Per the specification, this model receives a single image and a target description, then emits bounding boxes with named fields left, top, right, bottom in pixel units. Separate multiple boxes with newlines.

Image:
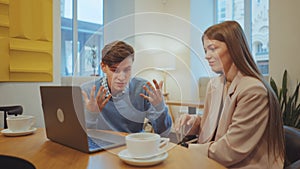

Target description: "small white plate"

left=118, top=149, right=167, bottom=159
left=118, top=149, right=168, bottom=167
left=1, top=128, right=37, bottom=137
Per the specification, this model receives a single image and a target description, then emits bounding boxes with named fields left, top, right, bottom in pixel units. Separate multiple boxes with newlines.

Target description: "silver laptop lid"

left=40, top=86, right=125, bottom=153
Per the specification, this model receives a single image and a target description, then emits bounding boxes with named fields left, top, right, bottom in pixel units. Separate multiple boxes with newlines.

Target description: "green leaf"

left=270, top=77, right=278, bottom=97
left=282, top=70, right=288, bottom=105
left=270, top=70, right=300, bottom=129
left=294, top=82, right=300, bottom=103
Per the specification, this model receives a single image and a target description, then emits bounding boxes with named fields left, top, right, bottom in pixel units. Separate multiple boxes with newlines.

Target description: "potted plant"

left=89, top=45, right=98, bottom=76
left=270, top=70, right=300, bottom=129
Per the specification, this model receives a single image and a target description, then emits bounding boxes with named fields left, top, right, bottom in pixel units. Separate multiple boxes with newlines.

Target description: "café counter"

left=0, top=128, right=227, bottom=169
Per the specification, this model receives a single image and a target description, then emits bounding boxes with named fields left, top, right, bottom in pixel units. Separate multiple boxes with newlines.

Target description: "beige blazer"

left=189, top=72, right=283, bottom=169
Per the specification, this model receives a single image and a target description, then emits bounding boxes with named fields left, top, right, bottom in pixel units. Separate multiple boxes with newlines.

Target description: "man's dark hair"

left=101, top=41, right=134, bottom=67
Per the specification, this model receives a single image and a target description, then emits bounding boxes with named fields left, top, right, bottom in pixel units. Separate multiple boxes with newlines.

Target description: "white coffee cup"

left=125, top=132, right=169, bottom=158
left=6, top=115, right=35, bottom=132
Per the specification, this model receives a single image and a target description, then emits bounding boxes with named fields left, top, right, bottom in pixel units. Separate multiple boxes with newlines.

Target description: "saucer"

left=118, top=149, right=167, bottom=159
left=1, top=128, right=37, bottom=137
left=118, top=149, right=168, bottom=167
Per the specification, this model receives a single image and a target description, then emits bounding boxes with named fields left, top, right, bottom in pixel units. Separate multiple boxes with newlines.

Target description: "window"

left=216, top=0, right=269, bottom=75
left=61, top=0, right=104, bottom=77
left=257, top=60, right=269, bottom=75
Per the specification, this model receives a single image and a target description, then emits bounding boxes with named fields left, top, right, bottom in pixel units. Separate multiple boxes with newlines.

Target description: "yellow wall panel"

left=10, top=38, right=52, bottom=54
left=0, top=27, right=8, bottom=37
left=0, top=0, right=9, bottom=81
left=0, top=15, right=9, bottom=27
left=0, top=3, right=8, bottom=15
left=32, top=0, right=52, bottom=41
left=0, top=0, right=9, bottom=5
left=9, top=0, right=53, bottom=41
left=0, top=37, right=9, bottom=80
left=9, top=0, right=31, bottom=39
left=0, top=2, right=9, bottom=27
left=9, top=50, right=52, bottom=73
left=0, top=0, right=53, bottom=82
left=9, top=73, right=52, bottom=82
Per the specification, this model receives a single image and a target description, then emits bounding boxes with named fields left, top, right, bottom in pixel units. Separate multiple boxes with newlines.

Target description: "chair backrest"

left=0, top=105, right=23, bottom=128
left=284, top=125, right=300, bottom=167
left=0, top=155, right=36, bottom=169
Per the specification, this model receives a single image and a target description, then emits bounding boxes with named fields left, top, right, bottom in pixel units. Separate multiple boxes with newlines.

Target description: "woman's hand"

left=82, top=85, right=112, bottom=113
left=140, top=79, right=164, bottom=106
left=175, top=114, right=198, bottom=132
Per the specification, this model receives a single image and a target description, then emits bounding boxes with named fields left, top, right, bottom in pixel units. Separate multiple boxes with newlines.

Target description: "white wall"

left=103, top=0, right=135, bottom=43
left=132, top=0, right=195, bottom=116
left=269, top=1, right=300, bottom=91
left=190, top=0, right=214, bottom=100
left=133, top=0, right=193, bottom=101
left=0, top=0, right=61, bottom=128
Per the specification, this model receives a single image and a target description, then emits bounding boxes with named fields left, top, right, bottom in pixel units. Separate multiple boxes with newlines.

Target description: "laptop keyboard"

left=88, top=137, right=114, bottom=149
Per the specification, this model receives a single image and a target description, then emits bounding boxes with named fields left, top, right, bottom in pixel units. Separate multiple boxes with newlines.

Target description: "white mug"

left=6, top=115, right=35, bottom=132
left=125, top=132, right=169, bottom=158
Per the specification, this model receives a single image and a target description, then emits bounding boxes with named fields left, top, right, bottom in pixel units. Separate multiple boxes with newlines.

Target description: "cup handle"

left=159, top=138, right=170, bottom=150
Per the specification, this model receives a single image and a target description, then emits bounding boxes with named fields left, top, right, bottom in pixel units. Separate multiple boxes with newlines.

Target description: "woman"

left=176, top=21, right=284, bottom=168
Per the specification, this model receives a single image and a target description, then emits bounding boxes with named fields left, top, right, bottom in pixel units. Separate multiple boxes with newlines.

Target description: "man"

left=81, top=41, right=172, bottom=136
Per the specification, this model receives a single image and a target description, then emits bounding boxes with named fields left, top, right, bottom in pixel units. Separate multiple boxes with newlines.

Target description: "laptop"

left=40, top=86, right=125, bottom=153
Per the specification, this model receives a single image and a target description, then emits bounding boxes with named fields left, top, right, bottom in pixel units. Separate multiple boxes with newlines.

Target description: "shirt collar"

left=101, top=77, right=111, bottom=98
left=102, top=77, right=129, bottom=98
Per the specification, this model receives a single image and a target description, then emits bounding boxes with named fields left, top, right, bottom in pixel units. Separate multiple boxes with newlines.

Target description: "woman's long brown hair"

left=202, top=21, right=285, bottom=161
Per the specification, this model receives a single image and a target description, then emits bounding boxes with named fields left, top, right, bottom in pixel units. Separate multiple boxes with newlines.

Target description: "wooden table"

left=166, top=100, right=204, bottom=114
left=0, top=128, right=226, bottom=169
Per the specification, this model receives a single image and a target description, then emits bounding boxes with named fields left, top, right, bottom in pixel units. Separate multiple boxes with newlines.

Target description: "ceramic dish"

left=1, top=128, right=37, bottom=137
left=118, top=149, right=168, bottom=167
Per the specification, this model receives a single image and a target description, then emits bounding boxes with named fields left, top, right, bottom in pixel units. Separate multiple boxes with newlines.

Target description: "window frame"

left=60, top=0, right=104, bottom=77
